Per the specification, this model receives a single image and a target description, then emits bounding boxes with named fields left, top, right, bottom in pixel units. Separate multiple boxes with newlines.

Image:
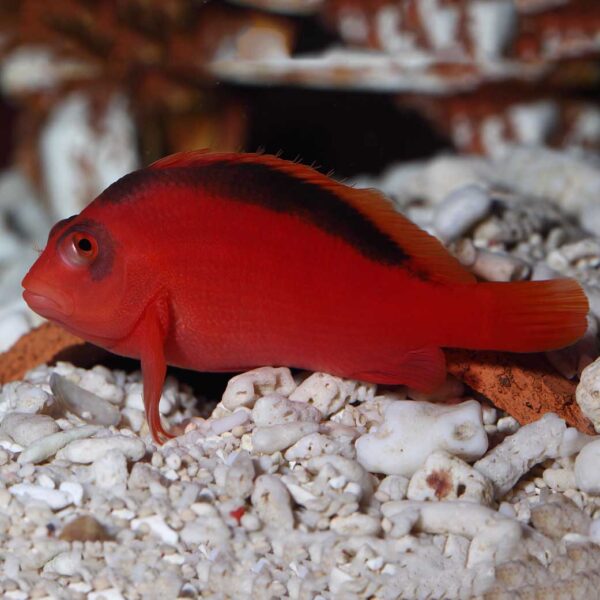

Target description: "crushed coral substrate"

left=1, top=361, right=600, bottom=599
left=3, top=146, right=600, bottom=598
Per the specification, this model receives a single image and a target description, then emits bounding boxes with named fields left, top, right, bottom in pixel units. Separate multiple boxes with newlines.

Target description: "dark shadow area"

left=53, top=342, right=246, bottom=404
left=233, top=85, right=453, bottom=178
left=0, top=93, right=17, bottom=170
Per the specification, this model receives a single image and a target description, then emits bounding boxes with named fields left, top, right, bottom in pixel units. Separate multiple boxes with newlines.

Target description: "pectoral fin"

left=349, top=346, right=446, bottom=392
left=139, top=295, right=173, bottom=444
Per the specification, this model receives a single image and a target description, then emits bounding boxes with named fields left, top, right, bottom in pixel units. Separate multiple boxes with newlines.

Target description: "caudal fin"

left=464, top=278, right=588, bottom=352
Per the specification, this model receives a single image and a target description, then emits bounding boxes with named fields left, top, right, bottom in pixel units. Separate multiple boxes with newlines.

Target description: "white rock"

left=131, top=514, right=178, bottom=546
left=18, top=425, right=101, bottom=464
left=0, top=382, right=52, bottom=415
left=329, top=567, right=355, bottom=596
left=471, top=249, right=530, bottom=282
left=0, top=412, right=59, bottom=446
left=576, top=358, right=600, bottom=432
left=251, top=474, right=294, bottom=530
left=289, top=372, right=376, bottom=416
left=575, top=439, right=600, bottom=495
left=252, top=422, right=319, bottom=454
left=306, top=454, right=373, bottom=501
left=474, top=413, right=566, bottom=497
left=43, top=551, right=82, bottom=576
left=50, top=373, right=121, bottom=426
left=384, top=507, right=420, bottom=538
left=558, top=427, right=596, bottom=458
left=222, top=367, right=296, bottom=410
left=252, top=393, right=322, bottom=426
left=181, top=514, right=231, bottom=547
left=208, top=409, right=250, bottom=435
left=225, top=451, right=255, bottom=499
left=284, top=432, right=348, bottom=461
left=9, top=483, right=73, bottom=510
left=330, top=513, right=381, bottom=536
left=93, top=449, right=128, bottom=489
left=88, top=590, right=125, bottom=600
left=407, top=450, right=493, bottom=505
left=375, top=475, right=409, bottom=502
left=59, top=481, right=83, bottom=506
left=433, top=184, right=492, bottom=242
left=589, top=518, right=600, bottom=543
left=356, top=400, right=487, bottom=477
left=57, top=435, right=146, bottom=463
left=382, top=500, right=522, bottom=567
left=543, top=467, right=576, bottom=492
left=121, top=407, right=145, bottom=432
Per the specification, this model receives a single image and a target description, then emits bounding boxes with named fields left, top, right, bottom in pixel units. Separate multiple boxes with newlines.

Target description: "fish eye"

left=60, top=231, right=99, bottom=267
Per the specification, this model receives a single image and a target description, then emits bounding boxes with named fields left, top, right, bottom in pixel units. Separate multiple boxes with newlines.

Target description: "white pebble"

left=88, top=589, right=125, bottom=600
left=59, top=481, right=83, bottom=506
left=50, top=373, right=121, bottom=426
left=225, top=451, right=255, bottom=499
left=289, top=372, right=375, bottom=417
left=543, top=467, right=576, bottom=492
left=330, top=513, right=381, bottom=536
left=589, top=518, right=600, bottom=543
left=9, top=483, right=73, bottom=510
left=93, top=449, right=128, bottom=489
left=222, top=367, right=296, bottom=410
left=251, top=474, right=294, bottom=530
left=475, top=413, right=566, bottom=497
left=252, top=422, right=319, bottom=454
left=382, top=500, right=522, bottom=567
left=57, top=435, right=146, bottom=463
left=356, top=400, right=487, bottom=477
left=407, top=450, right=493, bottom=505
left=181, top=512, right=231, bottom=547
left=471, top=249, right=530, bottom=282
left=575, top=438, right=600, bottom=494
left=43, top=550, right=82, bottom=576
left=11, top=383, right=51, bottom=414
left=375, top=475, right=409, bottom=502
left=307, top=454, right=373, bottom=500
left=284, top=432, right=347, bottom=461
left=576, top=358, right=600, bottom=431
left=252, top=393, right=322, bottom=426
left=131, top=514, right=178, bottom=546
left=0, top=412, right=58, bottom=446
left=208, top=409, right=250, bottom=435
left=18, top=425, right=102, bottom=464
left=433, top=184, right=492, bottom=242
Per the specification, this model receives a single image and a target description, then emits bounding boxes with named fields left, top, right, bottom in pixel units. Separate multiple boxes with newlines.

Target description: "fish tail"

left=456, top=278, right=589, bottom=352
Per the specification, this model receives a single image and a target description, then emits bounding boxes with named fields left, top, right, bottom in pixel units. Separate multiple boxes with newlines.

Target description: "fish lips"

left=22, top=278, right=75, bottom=320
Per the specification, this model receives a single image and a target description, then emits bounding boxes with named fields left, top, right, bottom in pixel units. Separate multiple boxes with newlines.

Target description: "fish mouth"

left=22, top=278, right=74, bottom=319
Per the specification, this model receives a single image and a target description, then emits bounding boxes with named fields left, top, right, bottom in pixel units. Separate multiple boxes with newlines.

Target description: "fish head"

left=22, top=209, right=149, bottom=349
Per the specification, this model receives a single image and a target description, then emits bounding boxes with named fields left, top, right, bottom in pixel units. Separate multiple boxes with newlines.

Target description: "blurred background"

left=0, top=0, right=599, bottom=351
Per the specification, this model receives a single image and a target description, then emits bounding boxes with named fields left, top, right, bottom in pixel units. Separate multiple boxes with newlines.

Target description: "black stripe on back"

left=97, top=161, right=411, bottom=267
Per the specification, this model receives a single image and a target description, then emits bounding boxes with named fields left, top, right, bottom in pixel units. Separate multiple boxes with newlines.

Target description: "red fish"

left=22, top=151, right=588, bottom=443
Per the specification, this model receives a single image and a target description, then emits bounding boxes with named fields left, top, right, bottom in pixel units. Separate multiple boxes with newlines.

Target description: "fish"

left=22, top=150, right=589, bottom=443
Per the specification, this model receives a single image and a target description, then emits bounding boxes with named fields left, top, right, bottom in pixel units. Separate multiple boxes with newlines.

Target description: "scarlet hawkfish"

left=22, top=151, right=589, bottom=443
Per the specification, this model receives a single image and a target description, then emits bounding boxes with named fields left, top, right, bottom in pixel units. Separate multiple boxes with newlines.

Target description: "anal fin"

left=349, top=346, right=446, bottom=393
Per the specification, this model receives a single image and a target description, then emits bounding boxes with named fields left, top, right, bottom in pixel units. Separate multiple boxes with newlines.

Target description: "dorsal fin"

left=149, top=150, right=476, bottom=285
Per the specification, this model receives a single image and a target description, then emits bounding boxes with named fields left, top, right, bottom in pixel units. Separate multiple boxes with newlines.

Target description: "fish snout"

left=22, top=275, right=74, bottom=318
